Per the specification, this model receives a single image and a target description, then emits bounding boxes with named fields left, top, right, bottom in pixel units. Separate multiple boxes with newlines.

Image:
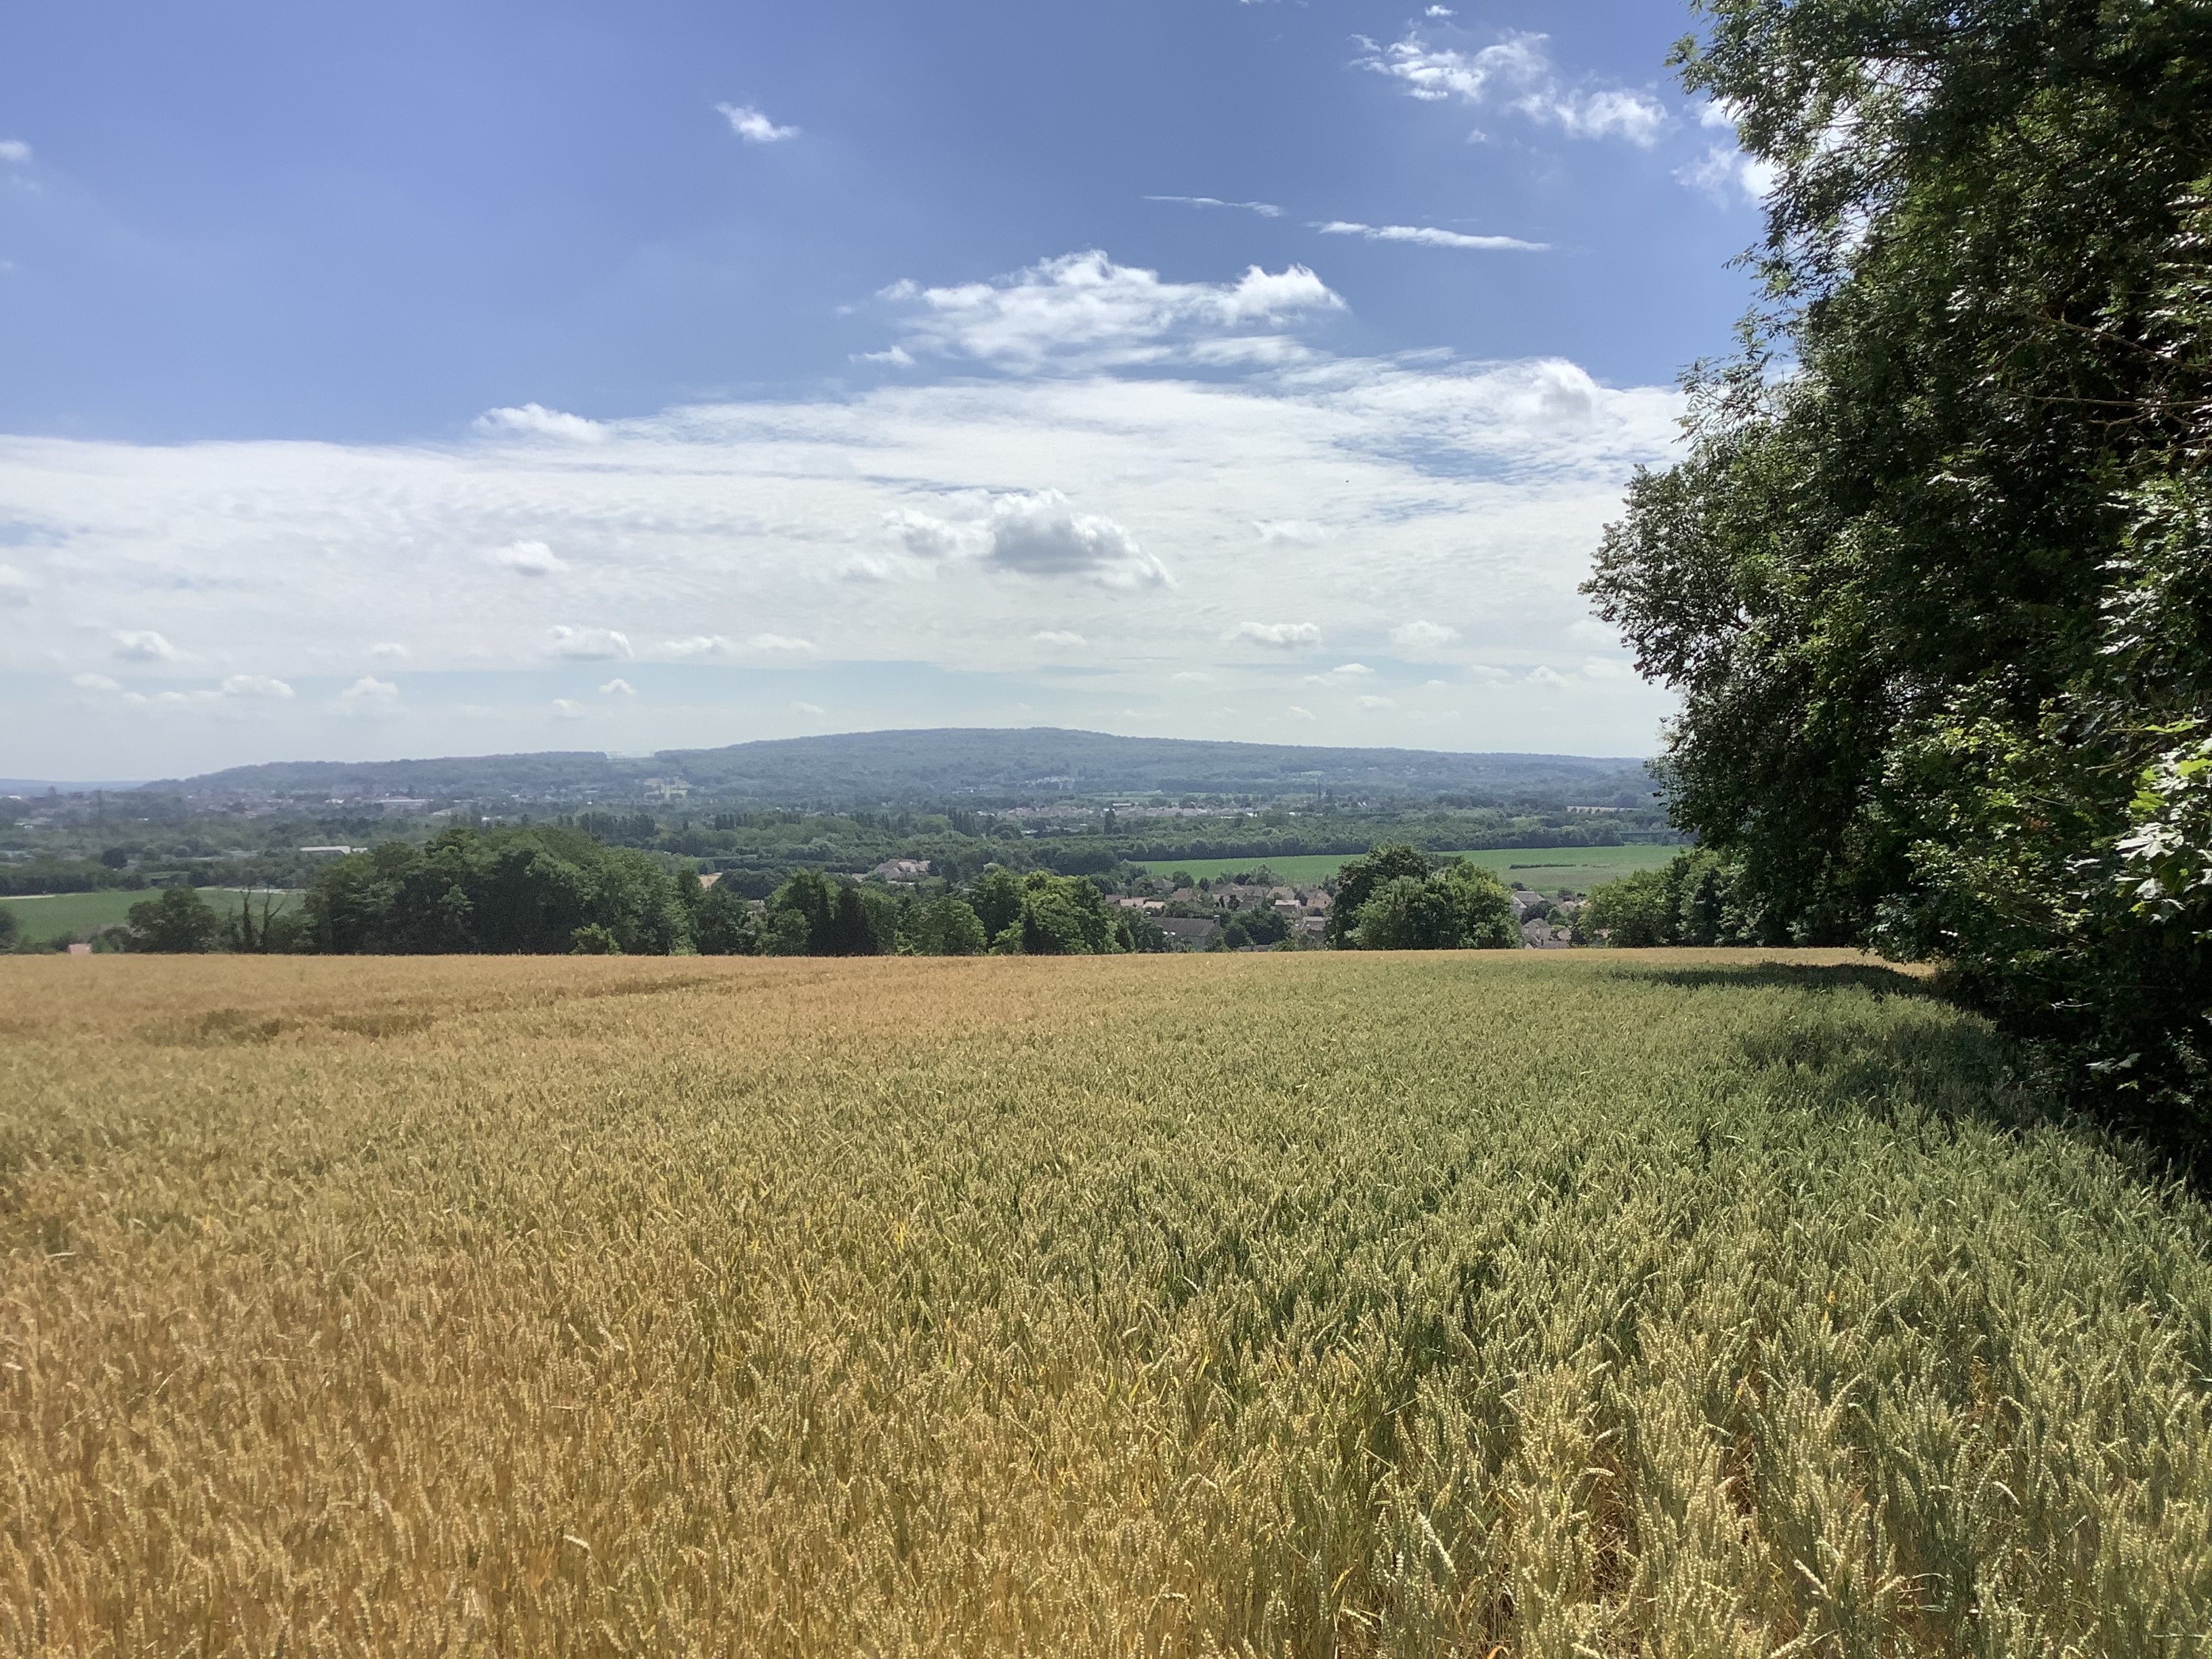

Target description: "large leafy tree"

left=1586, top=0, right=2212, bottom=1127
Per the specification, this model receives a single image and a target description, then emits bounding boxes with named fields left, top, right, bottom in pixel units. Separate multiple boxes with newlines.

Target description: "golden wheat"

left=3, top=951, right=2209, bottom=1656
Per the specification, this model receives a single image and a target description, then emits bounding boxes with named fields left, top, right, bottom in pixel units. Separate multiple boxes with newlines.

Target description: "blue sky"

left=0, top=0, right=1770, bottom=778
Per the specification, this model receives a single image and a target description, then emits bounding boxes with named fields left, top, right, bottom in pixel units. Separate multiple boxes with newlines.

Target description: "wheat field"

left=3, top=951, right=2210, bottom=1656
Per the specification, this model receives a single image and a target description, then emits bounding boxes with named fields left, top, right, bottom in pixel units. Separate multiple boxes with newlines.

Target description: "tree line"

left=94, top=830, right=1541, bottom=956
left=102, top=827, right=1171, bottom=958
left=1585, top=0, right=2212, bottom=1136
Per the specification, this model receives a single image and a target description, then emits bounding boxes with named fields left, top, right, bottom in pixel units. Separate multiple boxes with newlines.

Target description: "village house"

left=868, top=857, right=933, bottom=882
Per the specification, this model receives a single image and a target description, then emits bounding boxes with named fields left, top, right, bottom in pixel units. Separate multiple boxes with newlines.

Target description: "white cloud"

left=0, top=563, right=28, bottom=605
left=112, top=630, right=180, bottom=662
left=878, top=250, right=1343, bottom=374
left=1391, top=619, right=1461, bottom=654
left=1331, top=662, right=1374, bottom=676
left=1678, top=144, right=1779, bottom=205
left=370, top=641, right=412, bottom=662
left=337, top=676, right=401, bottom=717
left=1144, top=195, right=1283, bottom=218
left=545, top=625, right=631, bottom=660
left=0, top=140, right=28, bottom=165
left=746, top=633, right=818, bottom=653
left=71, top=672, right=120, bottom=693
left=1032, top=630, right=1086, bottom=647
left=1526, top=665, right=1569, bottom=687
left=661, top=634, right=735, bottom=658
left=1359, top=32, right=1669, bottom=146
left=1172, top=670, right=1212, bottom=683
left=983, top=491, right=1168, bottom=588
left=790, top=700, right=825, bottom=716
left=0, top=256, right=1685, bottom=769
left=1581, top=657, right=1631, bottom=680
left=598, top=676, right=636, bottom=695
left=1232, top=621, right=1323, bottom=649
left=220, top=674, right=294, bottom=699
left=1316, top=221, right=1546, bottom=253
left=473, top=403, right=608, bottom=443
left=1528, top=87, right=1671, bottom=146
left=552, top=697, right=586, bottom=719
left=1355, top=695, right=1396, bottom=710
left=716, top=102, right=798, bottom=144
left=1425, top=4, right=1455, bottom=14
left=1288, top=705, right=1315, bottom=719
left=855, top=346, right=915, bottom=367
left=491, top=539, right=565, bottom=577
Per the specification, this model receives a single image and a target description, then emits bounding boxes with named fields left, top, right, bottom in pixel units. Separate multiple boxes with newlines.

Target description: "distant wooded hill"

left=155, top=728, right=1653, bottom=806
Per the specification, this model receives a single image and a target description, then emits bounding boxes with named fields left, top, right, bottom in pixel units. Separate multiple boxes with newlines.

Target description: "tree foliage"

left=1352, top=864, right=1519, bottom=951
left=1585, top=0, right=2212, bottom=1127
left=303, top=827, right=690, bottom=955
left=125, top=886, right=222, bottom=954
left=1582, top=850, right=1783, bottom=947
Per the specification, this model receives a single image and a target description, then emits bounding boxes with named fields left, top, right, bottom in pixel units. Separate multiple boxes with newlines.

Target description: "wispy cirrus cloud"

left=1315, top=220, right=1546, bottom=252
left=1144, top=194, right=1283, bottom=218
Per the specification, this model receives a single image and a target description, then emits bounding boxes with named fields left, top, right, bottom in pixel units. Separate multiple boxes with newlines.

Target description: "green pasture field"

left=0, top=886, right=303, bottom=943
left=1134, top=841, right=1682, bottom=890
left=5, top=948, right=2208, bottom=1653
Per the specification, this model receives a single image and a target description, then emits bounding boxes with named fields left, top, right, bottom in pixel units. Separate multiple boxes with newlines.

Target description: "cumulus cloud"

left=473, top=403, right=609, bottom=442
left=716, top=102, right=798, bottom=143
left=1144, top=195, right=1283, bottom=218
left=1331, top=662, right=1374, bottom=676
left=1232, top=621, right=1324, bottom=649
left=490, top=539, right=565, bottom=577
left=0, top=140, right=28, bottom=165
left=1032, top=630, right=1086, bottom=647
left=545, top=625, right=631, bottom=660
left=877, top=250, right=1343, bottom=373
left=337, top=676, right=401, bottom=717
left=598, top=676, right=636, bottom=695
left=1254, top=520, right=1329, bottom=545
left=220, top=674, right=294, bottom=699
left=112, top=630, right=180, bottom=662
left=552, top=697, right=586, bottom=719
left=0, top=563, right=28, bottom=605
left=661, top=634, right=735, bottom=658
left=1358, top=32, right=1669, bottom=146
left=983, top=492, right=1168, bottom=587
left=790, top=700, right=825, bottom=716
left=1391, top=619, right=1461, bottom=654
left=1354, top=694, right=1396, bottom=710
left=885, top=491, right=1168, bottom=588
left=71, top=672, right=120, bottom=692
left=1315, top=221, right=1546, bottom=252
left=746, top=633, right=818, bottom=653
left=370, top=641, right=411, bottom=662
left=1288, top=705, right=1315, bottom=719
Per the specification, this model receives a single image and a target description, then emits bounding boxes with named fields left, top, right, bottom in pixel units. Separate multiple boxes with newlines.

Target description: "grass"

left=1134, top=844, right=1683, bottom=890
left=0, top=887, right=302, bottom=944
left=4, top=950, right=2211, bottom=1655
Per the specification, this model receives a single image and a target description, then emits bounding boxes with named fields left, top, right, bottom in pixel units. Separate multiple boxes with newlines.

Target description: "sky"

left=0, top=0, right=1773, bottom=781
